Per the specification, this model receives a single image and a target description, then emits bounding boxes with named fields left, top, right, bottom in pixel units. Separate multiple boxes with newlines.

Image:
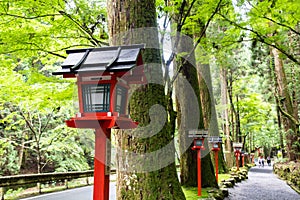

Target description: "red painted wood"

left=65, top=116, right=138, bottom=129
left=197, top=150, right=202, bottom=196
left=77, top=76, right=84, bottom=113
left=215, top=150, right=219, bottom=183
left=93, top=128, right=111, bottom=200
left=242, top=155, right=245, bottom=167
left=235, top=152, right=240, bottom=171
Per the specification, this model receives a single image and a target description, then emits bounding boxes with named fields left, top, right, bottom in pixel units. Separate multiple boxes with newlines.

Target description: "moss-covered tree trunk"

left=107, top=0, right=185, bottom=199
left=197, top=61, right=228, bottom=175
left=174, top=30, right=218, bottom=187
left=271, top=48, right=300, bottom=161
left=220, top=68, right=234, bottom=167
left=175, top=45, right=203, bottom=187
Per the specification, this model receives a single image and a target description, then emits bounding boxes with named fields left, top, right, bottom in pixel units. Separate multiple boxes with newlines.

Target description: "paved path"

left=20, top=182, right=116, bottom=200
left=224, top=164, right=300, bottom=200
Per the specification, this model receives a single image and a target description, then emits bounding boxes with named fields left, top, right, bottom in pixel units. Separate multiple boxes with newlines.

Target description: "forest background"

left=0, top=0, right=299, bottom=190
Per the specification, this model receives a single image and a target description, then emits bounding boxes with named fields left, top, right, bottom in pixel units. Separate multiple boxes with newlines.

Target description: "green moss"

left=218, top=174, right=231, bottom=184
left=182, top=186, right=210, bottom=199
left=273, top=161, right=300, bottom=193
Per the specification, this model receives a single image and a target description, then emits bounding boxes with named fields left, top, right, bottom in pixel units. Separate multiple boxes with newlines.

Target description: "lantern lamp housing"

left=233, top=142, right=243, bottom=153
left=188, top=130, right=208, bottom=150
left=52, top=44, right=146, bottom=129
left=195, top=139, right=203, bottom=147
left=208, top=136, right=222, bottom=151
left=192, top=138, right=205, bottom=150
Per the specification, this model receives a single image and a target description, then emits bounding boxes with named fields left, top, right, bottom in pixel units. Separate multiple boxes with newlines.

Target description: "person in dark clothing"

left=267, top=156, right=271, bottom=166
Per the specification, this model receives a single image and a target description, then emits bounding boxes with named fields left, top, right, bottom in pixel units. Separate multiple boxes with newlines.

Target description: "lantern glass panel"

left=115, top=86, right=127, bottom=114
left=82, top=84, right=110, bottom=112
left=195, top=139, right=203, bottom=147
left=213, top=143, right=219, bottom=148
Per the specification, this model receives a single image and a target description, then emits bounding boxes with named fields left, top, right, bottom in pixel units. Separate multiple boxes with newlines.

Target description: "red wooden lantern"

left=209, top=136, right=222, bottom=151
left=233, top=142, right=243, bottom=171
left=53, top=44, right=146, bottom=129
left=189, top=129, right=208, bottom=196
left=209, top=136, right=222, bottom=183
left=53, top=44, right=145, bottom=200
left=192, top=138, right=205, bottom=150
left=233, top=142, right=243, bottom=154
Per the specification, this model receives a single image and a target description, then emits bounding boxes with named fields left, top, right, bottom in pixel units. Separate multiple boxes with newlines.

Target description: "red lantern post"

left=209, top=136, right=222, bottom=183
left=189, top=130, right=208, bottom=196
left=233, top=143, right=243, bottom=171
left=53, top=44, right=146, bottom=200
left=241, top=152, right=245, bottom=167
left=250, top=153, right=255, bottom=164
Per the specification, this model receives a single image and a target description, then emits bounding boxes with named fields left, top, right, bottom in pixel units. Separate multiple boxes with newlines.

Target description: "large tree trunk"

left=197, top=61, right=227, bottom=178
left=271, top=48, right=299, bottom=161
left=107, top=0, right=185, bottom=199
left=220, top=68, right=234, bottom=167
left=174, top=38, right=204, bottom=187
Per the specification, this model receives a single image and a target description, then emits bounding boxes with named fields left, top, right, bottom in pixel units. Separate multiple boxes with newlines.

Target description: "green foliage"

left=0, top=0, right=107, bottom=174
left=44, top=127, right=91, bottom=172
left=0, top=0, right=107, bottom=58
left=4, top=187, right=24, bottom=199
left=0, top=0, right=298, bottom=181
left=0, top=138, right=19, bottom=175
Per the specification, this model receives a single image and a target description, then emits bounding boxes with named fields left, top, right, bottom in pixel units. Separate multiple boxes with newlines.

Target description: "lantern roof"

left=208, top=136, right=222, bottom=143
left=53, top=44, right=145, bottom=76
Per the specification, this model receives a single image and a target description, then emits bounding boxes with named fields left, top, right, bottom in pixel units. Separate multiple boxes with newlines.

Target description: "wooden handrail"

left=0, top=170, right=94, bottom=187
left=0, top=169, right=117, bottom=187
left=0, top=169, right=118, bottom=199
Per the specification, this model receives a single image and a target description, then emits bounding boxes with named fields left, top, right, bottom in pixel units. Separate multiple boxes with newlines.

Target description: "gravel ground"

left=224, top=164, right=300, bottom=200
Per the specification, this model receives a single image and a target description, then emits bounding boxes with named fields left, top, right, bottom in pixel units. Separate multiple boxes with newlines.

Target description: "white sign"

left=209, top=136, right=222, bottom=143
left=233, top=142, right=243, bottom=148
left=188, top=129, right=208, bottom=138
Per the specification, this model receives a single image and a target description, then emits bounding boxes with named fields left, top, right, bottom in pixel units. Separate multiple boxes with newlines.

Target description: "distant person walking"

left=258, top=156, right=264, bottom=167
left=267, top=156, right=271, bottom=166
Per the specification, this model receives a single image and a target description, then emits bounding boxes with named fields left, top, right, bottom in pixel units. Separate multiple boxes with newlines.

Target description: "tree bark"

left=220, top=68, right=234, bottom=167
left=174, top=42, right=203, bottom=187
left=107, top=0, right=185, bottom=199
left=271, top=48, right=299, bottom=161
left=197, top=61, right=227, bottom=178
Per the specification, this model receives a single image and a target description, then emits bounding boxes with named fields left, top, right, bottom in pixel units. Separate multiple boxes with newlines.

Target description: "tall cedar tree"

left=107, top=0, right=186, bottom=199
left=197, top=59, right=228, bottom=176
left=175, top=32, right=219, bottom=187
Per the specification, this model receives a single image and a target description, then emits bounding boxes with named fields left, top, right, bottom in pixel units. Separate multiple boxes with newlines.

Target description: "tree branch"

left=165, top=0, right=197, bottom=68
left=0, top=13, right=61, bottom=19
left=44, top=50, right=66, bottom=58
left=218, top=12, right=300, bottom=66
left=19, top=111, right=37, bottom=136
left=276, top=96, right=300, bottom=126
left=59, top=10, right=101, bottom=46
left=262, top=16, right=300, bottom=36
left=178, top=0, right=197, bottom=33
left=40, top=112, right=54, bottom=134
left=1, top=137, right=38, bottom=152
left=169, top=0, right=223, bottom=88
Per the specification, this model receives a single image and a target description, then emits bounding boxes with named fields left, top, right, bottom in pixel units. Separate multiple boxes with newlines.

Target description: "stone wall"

left=273, top=161, right=300, bottom=194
